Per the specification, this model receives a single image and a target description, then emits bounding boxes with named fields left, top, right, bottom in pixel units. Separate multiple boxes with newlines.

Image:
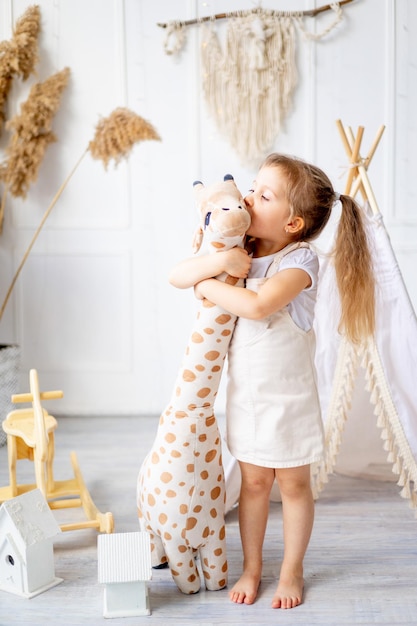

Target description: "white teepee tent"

left=312, top=121, right=417, bottom=509
left=225, top=121, right=417, bottom=514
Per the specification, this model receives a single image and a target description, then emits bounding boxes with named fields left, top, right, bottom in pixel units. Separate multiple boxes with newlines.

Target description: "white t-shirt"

left=248, top=247, right=319, bottom=331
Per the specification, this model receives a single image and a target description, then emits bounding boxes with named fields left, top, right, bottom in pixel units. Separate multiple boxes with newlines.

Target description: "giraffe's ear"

left=192, top=180, right=206, bottom=253
left=193, top=180, right=204, bottom=207
left=192, top=226, right=204, bottom=254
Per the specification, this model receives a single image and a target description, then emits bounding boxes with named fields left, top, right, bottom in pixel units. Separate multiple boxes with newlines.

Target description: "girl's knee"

left=239, top=463, right=275, bottom=495
left=242, top=479, right=271, bottom=498
left=275, top=466, right=312, bottom=498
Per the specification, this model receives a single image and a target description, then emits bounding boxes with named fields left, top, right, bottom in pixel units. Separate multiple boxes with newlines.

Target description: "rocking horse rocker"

left=137, top=175, right=250, bottom=594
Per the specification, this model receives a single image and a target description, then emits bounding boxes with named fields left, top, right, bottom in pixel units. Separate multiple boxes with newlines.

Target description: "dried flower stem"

left=0, top=147, right=88, bottom=321
left=0, top=107, right=161, bottom=320
left=0, top=185, right=8, bottom=234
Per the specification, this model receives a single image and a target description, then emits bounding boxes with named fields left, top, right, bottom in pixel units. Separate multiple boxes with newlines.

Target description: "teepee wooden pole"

left=349, top=125, right=385, bottom=199
left=336, top=119, right=362, bottom=197
left=355, top=160, right=380, bottom=215
left=365, top=124, right=385, bottom=165
left=345, top=126, right=364, bottom=195
left=337, top=119, right=381, bottom=216
left=345, top=126, right=381, bottom=215
left=346, top=126, right=368, bottom=202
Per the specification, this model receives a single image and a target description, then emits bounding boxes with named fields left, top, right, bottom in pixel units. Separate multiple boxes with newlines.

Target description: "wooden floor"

left=0, top=415, right=416, bottom=626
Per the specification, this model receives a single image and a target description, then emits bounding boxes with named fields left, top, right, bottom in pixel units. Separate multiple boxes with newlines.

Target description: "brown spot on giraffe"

left=205, top=350, right=220, bottom=361
left=183, top=370, right=196, bottom=382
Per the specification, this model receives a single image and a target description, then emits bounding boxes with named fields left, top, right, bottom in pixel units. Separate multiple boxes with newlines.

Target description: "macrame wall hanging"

left=158, top=1, right=354, bottom=166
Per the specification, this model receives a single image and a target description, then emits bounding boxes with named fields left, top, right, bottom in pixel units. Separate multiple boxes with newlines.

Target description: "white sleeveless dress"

left=225, top=243, right=324, bottom=468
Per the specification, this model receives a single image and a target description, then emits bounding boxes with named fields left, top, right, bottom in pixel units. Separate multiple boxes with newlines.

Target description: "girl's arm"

left=195, top=268, right=311, bottom=319
left=169, top=247, right=251, bottom=289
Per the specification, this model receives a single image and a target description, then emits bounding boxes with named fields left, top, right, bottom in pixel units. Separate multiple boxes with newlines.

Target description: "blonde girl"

left=169, top=153, right=375, bottom=610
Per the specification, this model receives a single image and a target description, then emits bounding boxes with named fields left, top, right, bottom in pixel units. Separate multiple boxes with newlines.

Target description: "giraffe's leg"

left=148, top=531, right=168, bottom=568
left=164, top=543, right=202, bottom=594
left=138, top=512, right=168, bottom=568
left=199, top=532, right=228, bottom=591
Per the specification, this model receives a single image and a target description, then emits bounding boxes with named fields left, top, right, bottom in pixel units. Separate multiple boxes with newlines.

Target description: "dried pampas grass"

left=0, top=4, right=40, bottom=134
left=89, top=107, right=161, bottom=168
left=14, top=4, right=41, bottom=80
left=0, top=7, right=161, bottom=321
left=3, top=67, right=70, bottom=198
left=0, top=107, right=161, bottom=320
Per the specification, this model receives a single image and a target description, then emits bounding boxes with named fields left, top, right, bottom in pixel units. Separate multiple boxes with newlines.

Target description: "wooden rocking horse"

left=0, top=369, right=114, bottom=533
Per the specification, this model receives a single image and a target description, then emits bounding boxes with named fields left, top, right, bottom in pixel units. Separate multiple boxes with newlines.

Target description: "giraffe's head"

left=192, top=175, right=251, bottom=254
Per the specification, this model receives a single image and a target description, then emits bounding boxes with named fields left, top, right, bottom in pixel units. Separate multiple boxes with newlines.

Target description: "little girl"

left=169, top=153, right=375, bottom=610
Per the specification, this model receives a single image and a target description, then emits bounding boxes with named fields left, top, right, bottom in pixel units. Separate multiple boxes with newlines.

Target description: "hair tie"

left=334, top=191, right=341, bottom=202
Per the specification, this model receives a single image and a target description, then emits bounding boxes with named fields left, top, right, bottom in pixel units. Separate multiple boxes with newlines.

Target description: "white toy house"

left=0, top=489, right=62, bottom=598
left=98, top=531, right=152, bottom=618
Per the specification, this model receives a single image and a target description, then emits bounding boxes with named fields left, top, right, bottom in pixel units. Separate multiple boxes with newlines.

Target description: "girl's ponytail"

left=334, top=195, right=375, bottom=343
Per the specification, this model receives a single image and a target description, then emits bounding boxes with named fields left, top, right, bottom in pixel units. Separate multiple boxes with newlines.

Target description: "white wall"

left=0, top=0, right=415, bottom=418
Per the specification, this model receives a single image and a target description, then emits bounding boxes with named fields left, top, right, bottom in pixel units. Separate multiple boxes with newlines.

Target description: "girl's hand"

left=224, top=247, right=251, bottom=278
left=169, top=247, right=251, bottom=290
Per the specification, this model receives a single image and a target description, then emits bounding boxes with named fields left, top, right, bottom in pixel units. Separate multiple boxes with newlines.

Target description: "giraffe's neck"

left=168, top=274, right=242, bottom=416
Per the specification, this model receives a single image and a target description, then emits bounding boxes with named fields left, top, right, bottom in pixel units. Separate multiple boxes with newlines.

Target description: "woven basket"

left=0, top=344, right=20, bottom=447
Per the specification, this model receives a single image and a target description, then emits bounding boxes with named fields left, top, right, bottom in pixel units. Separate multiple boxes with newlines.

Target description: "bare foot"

left=271, top=575, right=304, bottom=609
left=229, top=571, right=261, bottom=605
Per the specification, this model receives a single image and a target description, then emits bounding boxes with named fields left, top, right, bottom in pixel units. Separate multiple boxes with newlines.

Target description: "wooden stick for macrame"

left=157, top=0, right=354, bottom=28
left=0, top=147, right=89, bottom=321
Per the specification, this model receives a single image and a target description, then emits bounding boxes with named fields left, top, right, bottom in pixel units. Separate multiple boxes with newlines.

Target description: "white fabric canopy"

left=312, top=209, right=417, bottom=509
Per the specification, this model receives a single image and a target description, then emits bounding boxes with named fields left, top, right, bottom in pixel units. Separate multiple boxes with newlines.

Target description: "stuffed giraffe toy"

left=137, top=175, right=250, bottom=594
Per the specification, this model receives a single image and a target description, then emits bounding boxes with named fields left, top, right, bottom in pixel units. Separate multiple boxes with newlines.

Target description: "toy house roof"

left=98, top=531, right=152, bottom=584
left=0, top=489, right=61, bottom=546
